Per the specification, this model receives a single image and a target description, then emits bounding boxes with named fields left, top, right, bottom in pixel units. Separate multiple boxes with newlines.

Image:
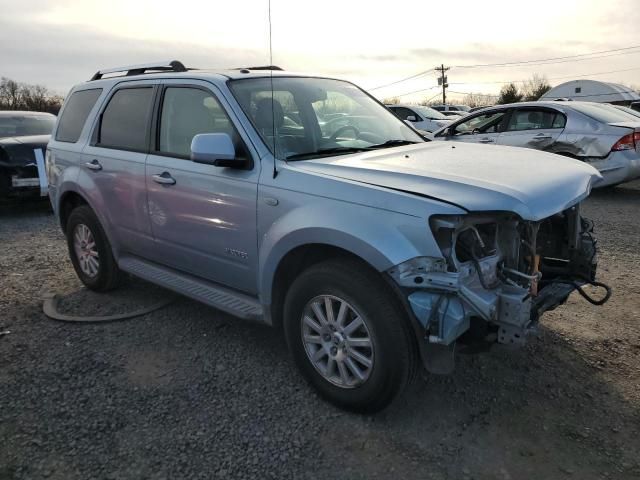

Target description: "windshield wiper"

left=366, top=139, right=419, bottom=149
left=286, top=146, right=370, bottom=161
left=285, top=140, right=420, bottom=161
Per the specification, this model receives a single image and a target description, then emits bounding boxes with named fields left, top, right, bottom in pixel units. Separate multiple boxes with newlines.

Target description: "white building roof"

left=539, top=79, right=640, bottom=103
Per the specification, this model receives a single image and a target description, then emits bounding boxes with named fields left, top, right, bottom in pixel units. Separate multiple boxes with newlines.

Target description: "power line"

left=448, top=66, right=640, bottom=86
left=389, top=85, right=439, bottom=98
left=368, top=69, right=434, bottom=91
left=367, top=45, right=640, bottom=93
left=452, top=45, right=640, bottom=68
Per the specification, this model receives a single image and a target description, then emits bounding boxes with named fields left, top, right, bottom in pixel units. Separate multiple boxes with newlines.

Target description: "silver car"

left=387, top=104, right=452, bottom=133
left=47, top=62, right=606, bottom=412
left=432, top=101, right=640, bottom=187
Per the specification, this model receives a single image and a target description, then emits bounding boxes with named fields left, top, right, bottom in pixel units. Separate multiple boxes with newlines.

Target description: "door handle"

left=85, top=159, right=102, bottom=171
left=532, top=134, right=553, bottom=140
left=478, top=138, right=494, bottom=144
left=152, top=172, right=176, bottom=185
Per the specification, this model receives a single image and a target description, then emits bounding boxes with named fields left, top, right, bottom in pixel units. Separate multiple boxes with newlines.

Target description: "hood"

left=291, top=142, right=601, bottom=221
left=0, top=134, right=50, bottom=146
left=0, top=134, right=50, bottom=168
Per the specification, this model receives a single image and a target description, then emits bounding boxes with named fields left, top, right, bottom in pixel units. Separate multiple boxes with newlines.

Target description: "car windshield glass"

left=414, top=106, right=448, bottom=120
left=571, top=103, right=640, bottom=123
left=229, top=77, right=423, bottom=160
left=0, top=114, right=55, bottom=138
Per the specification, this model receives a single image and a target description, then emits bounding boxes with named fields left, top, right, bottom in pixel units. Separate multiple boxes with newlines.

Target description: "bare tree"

left=382, top=96, right=400, bottom=105
left=0, top=77, right=22, bottom=110
left=460, top=92, right=496, bottom=108
left=21, top=84, right=50, bottom=111
left=0, top=77, right=63, bottom=113
left=521, top=74, right=552, bottom=101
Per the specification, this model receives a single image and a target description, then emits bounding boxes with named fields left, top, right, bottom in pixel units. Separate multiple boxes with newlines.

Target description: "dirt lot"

left=1, top=182, right=639, bottom=480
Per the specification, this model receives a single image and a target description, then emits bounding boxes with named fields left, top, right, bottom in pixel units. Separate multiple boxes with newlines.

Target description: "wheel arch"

left=58, top=190, right=89, bottom=232
left=268, top=243, right=387, bottom=328
left=56, top=185, right=117, bottom=255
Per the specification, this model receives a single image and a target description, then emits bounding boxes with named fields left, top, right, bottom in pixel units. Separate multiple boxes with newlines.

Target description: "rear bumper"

left=589, top=150, right=640, bottom=187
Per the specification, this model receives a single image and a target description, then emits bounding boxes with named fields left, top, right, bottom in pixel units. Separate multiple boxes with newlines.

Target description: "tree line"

left=0, top=77, right=64, bottom=114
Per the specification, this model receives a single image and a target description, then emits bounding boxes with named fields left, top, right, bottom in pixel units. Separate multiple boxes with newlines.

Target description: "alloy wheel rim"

left=73, top=224, right=100, bottom=278
left=301, top=295, right=374, bottom=388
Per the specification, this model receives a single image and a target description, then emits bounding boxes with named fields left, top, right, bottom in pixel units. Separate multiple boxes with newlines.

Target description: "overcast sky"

left=1, top=0, right=639, bottom=102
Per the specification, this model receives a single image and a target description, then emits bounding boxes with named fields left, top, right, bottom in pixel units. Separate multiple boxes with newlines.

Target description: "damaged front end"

left=388, top=204, right=610, bottom=373
left=0, top=136, right=49, bottom=199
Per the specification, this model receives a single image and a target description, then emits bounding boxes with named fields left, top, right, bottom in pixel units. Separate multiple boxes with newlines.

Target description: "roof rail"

left=90, top=60, right=188, bottom=81
left=236, top=65, right=283, bottom=72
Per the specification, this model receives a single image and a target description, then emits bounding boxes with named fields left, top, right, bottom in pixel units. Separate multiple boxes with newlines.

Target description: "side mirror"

left=191, top=133, right=241, bottom=167
left=441, top=127, right=451, bottom=137
left=406, top=115, right=417, bottom=122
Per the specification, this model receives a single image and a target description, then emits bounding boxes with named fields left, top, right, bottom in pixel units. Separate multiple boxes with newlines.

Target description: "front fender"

left=258, top=201, right=444, bottom=305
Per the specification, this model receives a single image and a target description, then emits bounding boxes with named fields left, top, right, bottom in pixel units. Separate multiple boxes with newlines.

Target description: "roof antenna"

left=268, top=0, right=278, bottom=178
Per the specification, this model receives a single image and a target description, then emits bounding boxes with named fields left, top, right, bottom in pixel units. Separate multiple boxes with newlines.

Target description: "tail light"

left=612, top=132, right=640, bottom=151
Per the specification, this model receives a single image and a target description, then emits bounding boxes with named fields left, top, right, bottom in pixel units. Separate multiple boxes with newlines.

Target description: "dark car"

left=0, top=111, right=55, bottom=199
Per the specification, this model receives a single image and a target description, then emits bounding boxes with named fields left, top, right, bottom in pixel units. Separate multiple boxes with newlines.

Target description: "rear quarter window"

left=570, top=103, right=640, bottom=124
left=55, top=89, right=103, bottom=143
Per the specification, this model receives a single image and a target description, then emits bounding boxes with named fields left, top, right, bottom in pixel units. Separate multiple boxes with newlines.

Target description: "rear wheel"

left=283, top=259, right=416, bottom=413
left=66, top=205, right=120, bottom=291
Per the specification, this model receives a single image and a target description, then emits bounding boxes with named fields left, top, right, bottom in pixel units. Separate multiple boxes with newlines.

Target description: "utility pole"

left=435, top=64, right=450, bottom=105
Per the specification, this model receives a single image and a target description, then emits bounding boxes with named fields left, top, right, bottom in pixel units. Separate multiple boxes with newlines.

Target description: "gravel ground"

left=1, top=182, right=639, bottom=480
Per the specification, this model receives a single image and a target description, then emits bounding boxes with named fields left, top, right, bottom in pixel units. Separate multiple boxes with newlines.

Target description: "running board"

left=118, top=256, right=264, bottom=322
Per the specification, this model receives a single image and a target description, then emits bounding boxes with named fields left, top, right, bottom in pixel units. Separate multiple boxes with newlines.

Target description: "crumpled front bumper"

left=0, top=148, right=48, bottom=198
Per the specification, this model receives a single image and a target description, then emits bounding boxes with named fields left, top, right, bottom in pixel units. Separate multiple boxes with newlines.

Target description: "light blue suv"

left=47, top=61, right=606, bottom=412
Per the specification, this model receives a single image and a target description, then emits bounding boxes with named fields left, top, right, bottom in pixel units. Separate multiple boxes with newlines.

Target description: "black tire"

left=283, top=259, right=417, bottom=413
left=66, top=205, right=120, bottom=292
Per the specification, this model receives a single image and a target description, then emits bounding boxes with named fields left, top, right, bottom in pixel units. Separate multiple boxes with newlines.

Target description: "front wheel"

left=283, top=259, right=416, bottom=413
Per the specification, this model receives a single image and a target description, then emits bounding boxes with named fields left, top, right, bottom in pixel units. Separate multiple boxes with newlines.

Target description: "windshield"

left=570, top=102, right=640, bottom=123
left=413, top=106, right=448, bottom=120
left=229, top=77, right=423, bottom=160
left=0, top=114, right=55, bottom=138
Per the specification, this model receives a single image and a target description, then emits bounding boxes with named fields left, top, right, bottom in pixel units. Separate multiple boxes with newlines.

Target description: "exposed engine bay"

left=389, top=203, right=611, bottom=372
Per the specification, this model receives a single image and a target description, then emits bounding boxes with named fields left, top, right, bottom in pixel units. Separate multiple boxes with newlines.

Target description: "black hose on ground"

left=42, top=292, right=175, bottom=323
left=547, top=276, right=612, bottom=306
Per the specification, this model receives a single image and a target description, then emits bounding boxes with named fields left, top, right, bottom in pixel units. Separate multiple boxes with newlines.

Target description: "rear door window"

left=55, top=89, right=102, bottom=143
left=506, top=109, right=565, bottom=131
left=97, top=87, right=154, bottom=151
